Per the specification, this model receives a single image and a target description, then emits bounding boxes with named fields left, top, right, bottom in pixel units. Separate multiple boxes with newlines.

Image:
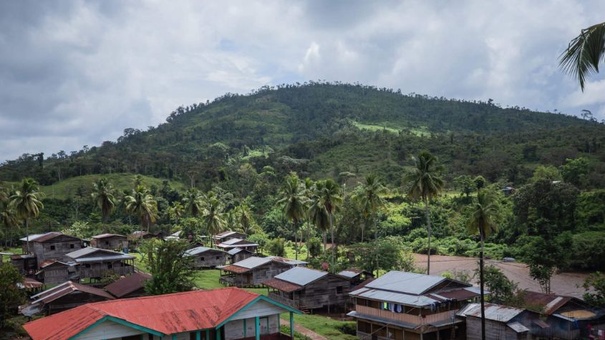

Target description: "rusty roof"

left=458, top=303, right=525, bottom=322
left=29, top=281, right=115, bottom=306
left=23, top=288, right=286, bottom=340
left=263, top=278, right=303, bottom=292
left=104, top=272, right=152, bottom=298
left=221, top=264, right=251, bottom=274
left=520, top=291, right=577, bottom=315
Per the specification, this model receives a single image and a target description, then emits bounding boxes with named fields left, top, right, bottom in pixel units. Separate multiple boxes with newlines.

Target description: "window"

left=201, top=257, right=205, bottom=261
left=107, top=263, right=113, bottom=269
left=50, top=245, right=56, bottom=250
left=216, top=256, right=220, bottom=260
left=336, top=286, right=344, bottom=294
left=70, top=244, right=75, bottom=248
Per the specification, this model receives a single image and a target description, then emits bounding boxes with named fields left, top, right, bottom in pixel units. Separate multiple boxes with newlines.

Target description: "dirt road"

left=413, top=254, right=588, bottom=298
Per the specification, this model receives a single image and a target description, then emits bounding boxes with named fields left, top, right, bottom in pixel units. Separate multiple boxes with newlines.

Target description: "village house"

left=518, top=290, right=605, bottom=339
left=35, top=260, right=78, bottom=285
left=337, top=269, right=374, bottom=287
left=228, top=247, right=254, bottom=263
left=90, top=233, right=129, bottom=251
left=21, top=232, right=84, bottom=262
left=185, top=246, right=229, bottom=269
left=20, top=280, right=115, bottom=316
left=217, top=238, right=259, bottom=253
left=215, top=231, right=248, bottom=244
left=347, top=271, right=481, bottom=340
left=24, top=287, right=301, bottom=340
left=104, top=272, right=152, bottom=299
left=457, top=303, right=539, bottom=340
left=64, top=247, right=135, bottom=280
left=264, top=266, right=354, bottom=313
left=220, top=256, right=307, bottom=288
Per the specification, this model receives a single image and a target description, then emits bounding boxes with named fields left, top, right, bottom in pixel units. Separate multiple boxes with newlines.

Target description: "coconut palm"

left=312, top=179, right=342, bottom=262
left=91, top=178, right=116, bottom=227
left=0, top=185, right=18, bottom=247
left=405, top=151, right=444, bottom=275
left=202, top=192, right=225, bottom=248
left=560, top=22, right=605, bottom=91
left=277, top=173, right=308, bottom=260
left=183, top=188, right=204, bottom=217
left=467, top=188, right=500, bottom=340
left=235, top=203, right=255, bottom=235
left=9, top=178, right=44, bottom=253
left=124, top=185, right=158, bottom=232
left=351, top=174, right=387, bottom=242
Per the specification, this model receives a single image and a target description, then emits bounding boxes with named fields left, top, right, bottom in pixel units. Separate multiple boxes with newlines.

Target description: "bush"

left=267, top=238, right=286, bottom=257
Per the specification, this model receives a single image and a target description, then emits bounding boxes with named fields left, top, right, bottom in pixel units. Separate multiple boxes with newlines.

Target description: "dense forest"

left=1, top=82, right=604, bottom=294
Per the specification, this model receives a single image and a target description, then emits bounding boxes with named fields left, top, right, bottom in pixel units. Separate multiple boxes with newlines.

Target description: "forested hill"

left=1, top=82, right=604, bottom=190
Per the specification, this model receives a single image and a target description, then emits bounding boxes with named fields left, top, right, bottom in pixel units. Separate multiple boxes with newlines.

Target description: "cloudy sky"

left=1, top=0, right=605, bottom=163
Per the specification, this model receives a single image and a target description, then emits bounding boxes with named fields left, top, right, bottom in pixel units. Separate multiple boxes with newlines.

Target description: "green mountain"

left=2, top=82, right=603, bottom=190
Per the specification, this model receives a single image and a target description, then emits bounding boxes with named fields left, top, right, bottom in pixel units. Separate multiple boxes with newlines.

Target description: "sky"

left=1, top=0, right=605, bottom=163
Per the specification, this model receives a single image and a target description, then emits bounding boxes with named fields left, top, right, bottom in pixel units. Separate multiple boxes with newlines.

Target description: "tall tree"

left=559, top=22, right=605, bottom=91
left=91, top=177, right=116, bottom=226
left=124, top=185, right=158, bottom=232
left=142, top=239, right=195, bottom=295
left=202, top=192, right=225, bottom=248
left=405, top=151, right=444, bottom=275
left=312, top=179, right=342, bottom=262
left=351, top=174, right=387, bottom=242
left=183, top=188, right=204, bottom=217
left=467, top=188, right=500, bottom=340
left=9, top=178, right=44, bottom=254
left=0, top=263, right=26, bottom=328
left=0, top=185, right=18, bottom=247
left=277, top=173, right=307, bottom=260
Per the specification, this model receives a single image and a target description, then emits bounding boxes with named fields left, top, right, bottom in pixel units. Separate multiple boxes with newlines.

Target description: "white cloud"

left=1, top=0, right=605, bottom=162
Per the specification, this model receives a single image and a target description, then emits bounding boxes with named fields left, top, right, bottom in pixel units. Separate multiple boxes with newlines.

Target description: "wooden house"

left=264, top=266, right=354, bottom=312
left=185, top=246, right=228, bottom=269
left=20, top=280, right=115, bottom=316
left=104, top=272, right=152, bottom=298
left=347, top=270, right=481, bottom=340
left=228, top=247, right=254, bottom=263
left=220, top=256, right=307, bottom=288
left=19, top=232, right=84, bottom=267
left=24, top=287, right=301, bottom=340
left=214, top=231, right=248, bottom=244
left=35, top=260, right=78, bottom=285
left=458, top=303, right=538, bottom=340
left=90, top=233, right=128, bottom=251
left=337, top=269, right=374, bottom=286
left=217, top=238, right=259, bottom=253
left=10, top=253, right=37, bottom=276
left=64, top=247, right=135, bottom=280
left=519, top=290, right=605, bottom=339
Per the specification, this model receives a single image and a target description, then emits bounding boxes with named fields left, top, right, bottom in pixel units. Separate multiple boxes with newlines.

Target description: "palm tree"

left=9, top=178, right=44, bottom=254
left=277, top=173, right=308, bottom=260
left=0, top=185, right=18, bottom=247
left=312, top=179, right=342, bottom=262
left=235, top=203, right=255, bottom=235
left=202, top=192, right=225, bottom=248
left=351, top=174, right=387, bottom=242
left=467, top=188, right=499, bottom=340
left=405, top=151, right=444, bottom=275
left=183, top=188, right=204, bottom=217
left=124, top=185, right=158, bottom=232
left=560, top=22, right=605, bottom=91
left=91, top=178, right=116, bottom=227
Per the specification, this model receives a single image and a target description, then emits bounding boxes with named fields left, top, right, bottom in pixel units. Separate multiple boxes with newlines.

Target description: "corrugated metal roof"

left=268, top=256, right=307, bottom=266
left=104, top=272, right=152, bottom=298
left=92, top=233, right=126, bottom=239
left=218, top=238, right=259, bottom=248
left=263, top=278, right=302, bottom=292
left=29, top=281, right=114, bottom=306
left=227, top=247, right=250, bottom=255
left=520, top=291, right=575, bottom=315
left=274, top=267, right=328, bottom=286
left=365, top=271, right=446, bottom=295
left=338, top=270, right=361, bottom=278
left=66, top=247, right=134, bottom=261
left=231, top=256, right=272, bottom=269
left=185, top=246, right=221, bottom=256
left=459, top=303, right=524, bottom=322
left=23, top=288, right=292, bottom=340
left=350, top=287, right=438, bottom=307
left=507, top=321, right=529, bottom=333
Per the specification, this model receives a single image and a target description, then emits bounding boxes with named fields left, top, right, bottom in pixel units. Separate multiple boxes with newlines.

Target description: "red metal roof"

left=24, top=287, right=259, bottom=340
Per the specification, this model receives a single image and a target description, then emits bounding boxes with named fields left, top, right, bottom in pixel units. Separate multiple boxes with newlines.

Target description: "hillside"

left=1, top=82, right=604, bottom=191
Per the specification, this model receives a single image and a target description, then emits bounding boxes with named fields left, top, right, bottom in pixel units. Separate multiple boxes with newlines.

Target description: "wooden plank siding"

left=356, top=305, right=457, bottom=327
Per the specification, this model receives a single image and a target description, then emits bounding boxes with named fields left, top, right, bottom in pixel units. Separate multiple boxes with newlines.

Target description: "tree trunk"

left=480, top=235, right=486, bottom=340
left=330, top=214, right=336, bottom=265
left=425, top=200, right=431, bottom=275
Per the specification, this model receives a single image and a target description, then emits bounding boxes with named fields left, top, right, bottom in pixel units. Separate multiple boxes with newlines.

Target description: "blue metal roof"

left=365, top=271, right=445, bottom=295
